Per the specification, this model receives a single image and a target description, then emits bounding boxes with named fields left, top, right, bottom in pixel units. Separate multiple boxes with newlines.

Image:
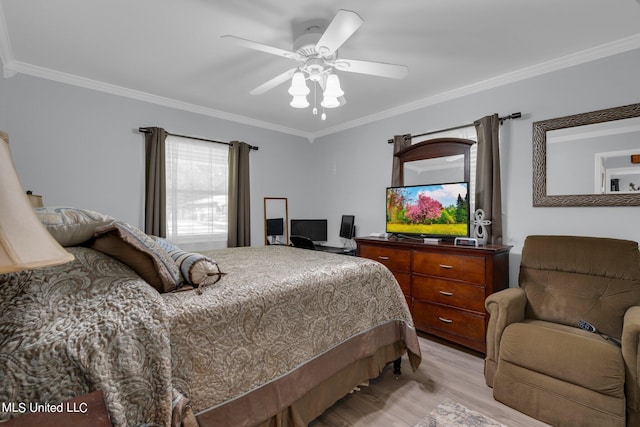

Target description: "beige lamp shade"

left=0, top=132, right=74, bottom=273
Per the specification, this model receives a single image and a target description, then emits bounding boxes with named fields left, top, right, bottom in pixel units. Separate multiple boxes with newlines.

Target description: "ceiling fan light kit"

left=290, top=95, right=310, bottom=109
left=324, top=74, right=344, bottom=98
left=287, top=71, right=310, bottom=96
left=223, top=9, right=408, bottom=119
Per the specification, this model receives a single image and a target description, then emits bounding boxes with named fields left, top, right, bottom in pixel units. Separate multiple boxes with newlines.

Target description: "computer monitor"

left=266, top=218, right=284, bottom=236
left=339, top=215, right=355, bottom=239
left=290, top=219, right=327, bottom=243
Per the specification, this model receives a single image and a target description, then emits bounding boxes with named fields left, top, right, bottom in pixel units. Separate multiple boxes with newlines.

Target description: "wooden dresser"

left=356, top=236, right=511, bottom=353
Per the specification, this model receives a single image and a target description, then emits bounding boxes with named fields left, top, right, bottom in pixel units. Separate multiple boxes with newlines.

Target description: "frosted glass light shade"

left=0, top=133, right=74, bottom=273
left=290, top=95, right=309, bottom=108
left=321, top=96, right=340, bottom=109
left=323, top=74, right=344, bottom=98
left=288, top=71, right=310, bottom=96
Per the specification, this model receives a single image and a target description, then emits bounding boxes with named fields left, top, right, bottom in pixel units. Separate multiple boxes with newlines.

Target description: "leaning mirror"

left=533, top=103, right=640, bottom=206
left=264, top=197, right=288, bottom=245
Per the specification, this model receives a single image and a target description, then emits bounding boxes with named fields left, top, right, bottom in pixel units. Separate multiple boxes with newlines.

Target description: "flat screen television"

left=266, top=218, right=284, bottom=236
left=290, top=219, right=328, bottom=243
left=386, top=182, right=469, bottom=239
left=339, top=215, right=355, bottom=239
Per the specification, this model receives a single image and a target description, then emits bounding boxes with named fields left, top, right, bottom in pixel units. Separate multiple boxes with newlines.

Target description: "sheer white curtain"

left=165, top=135, right=229, bottom=251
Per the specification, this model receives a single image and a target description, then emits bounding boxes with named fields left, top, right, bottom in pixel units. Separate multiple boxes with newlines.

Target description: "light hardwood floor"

left=310, top=333, right=550, bottom=427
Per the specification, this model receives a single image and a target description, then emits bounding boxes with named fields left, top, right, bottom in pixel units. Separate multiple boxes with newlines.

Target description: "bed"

left=0, top=208, right=421, bottom=427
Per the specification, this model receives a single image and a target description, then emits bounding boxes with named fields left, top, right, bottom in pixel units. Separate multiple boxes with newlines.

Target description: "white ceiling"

left=1, top=0, right=640, bottom=140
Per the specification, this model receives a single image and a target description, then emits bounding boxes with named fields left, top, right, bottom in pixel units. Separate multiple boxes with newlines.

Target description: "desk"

left=314, top=245, right=356, bottom=255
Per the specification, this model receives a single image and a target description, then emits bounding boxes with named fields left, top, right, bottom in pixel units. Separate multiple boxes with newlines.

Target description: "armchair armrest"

left=623, top=306, right=640, bottom=414
left=484, top=287, right=526, bottom=386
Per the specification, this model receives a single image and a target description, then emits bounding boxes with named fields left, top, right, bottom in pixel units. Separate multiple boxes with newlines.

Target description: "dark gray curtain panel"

left=474, top=114, right=502, bottom=245
left=144, top=127, right=167, bottom=237
left=227, top=141, right=252, bottom=247
left=391, top=134, right=411, bottom=186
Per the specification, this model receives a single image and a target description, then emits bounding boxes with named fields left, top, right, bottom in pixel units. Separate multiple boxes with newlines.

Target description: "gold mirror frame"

left=532, top=102, right=640, bottom=207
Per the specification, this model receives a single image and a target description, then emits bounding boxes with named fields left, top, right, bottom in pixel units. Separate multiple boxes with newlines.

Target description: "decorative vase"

left=471, top=209, right=491, bottom=246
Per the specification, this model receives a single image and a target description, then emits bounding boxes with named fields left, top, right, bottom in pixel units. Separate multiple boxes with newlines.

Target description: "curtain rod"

left=386, top=112, right=522, bottom=144
left=138, top=127, right=259, bottom=151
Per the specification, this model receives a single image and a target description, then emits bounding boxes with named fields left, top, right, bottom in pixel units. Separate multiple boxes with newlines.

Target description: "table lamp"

left=0, top=131, right=74, bottom=273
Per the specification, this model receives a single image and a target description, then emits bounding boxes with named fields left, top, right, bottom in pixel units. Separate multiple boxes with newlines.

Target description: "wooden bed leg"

left=393, top=358, right=402, bottom=376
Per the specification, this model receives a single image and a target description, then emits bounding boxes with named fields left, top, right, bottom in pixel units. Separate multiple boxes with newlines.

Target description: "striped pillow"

left=154, top=238, right=224, bottom=288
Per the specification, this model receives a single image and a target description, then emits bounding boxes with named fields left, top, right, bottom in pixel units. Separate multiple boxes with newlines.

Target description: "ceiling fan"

left=222, top=9, right=408, bottom=113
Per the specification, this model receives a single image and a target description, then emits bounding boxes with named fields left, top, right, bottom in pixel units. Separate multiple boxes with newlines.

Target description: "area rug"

left=415, top=399, right=506, bottom=427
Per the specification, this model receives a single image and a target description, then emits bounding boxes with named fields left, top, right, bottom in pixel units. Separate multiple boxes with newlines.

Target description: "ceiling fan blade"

left=315, top=10, right=364, bottom=56
left=334, top=59, right=408, bottom=79
left=250, top=68, right=297, bottom=95
left=221, top=35, right=303, bottom=60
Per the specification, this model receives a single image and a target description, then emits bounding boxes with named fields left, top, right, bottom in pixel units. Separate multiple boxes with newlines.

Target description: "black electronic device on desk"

left=339, top=215, right=356, bottom=239
left=290, top=217, right=355, bottom=255
left=266, top=217, right=285, bottom=245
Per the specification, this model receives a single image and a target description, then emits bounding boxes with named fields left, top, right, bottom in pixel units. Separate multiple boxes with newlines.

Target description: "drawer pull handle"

left=438, top=317, right=453, bottom=323
left=439, top=264, right=453, bottom=269
left=439, top=291, right=453, bottom=296
left=378, top=256, right=390, bottom=260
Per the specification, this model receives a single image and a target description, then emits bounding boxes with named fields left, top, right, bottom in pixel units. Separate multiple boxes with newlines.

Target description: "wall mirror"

left=533, top=103, right=640, bottom=206
left=264, top=197, right=288, bottom=245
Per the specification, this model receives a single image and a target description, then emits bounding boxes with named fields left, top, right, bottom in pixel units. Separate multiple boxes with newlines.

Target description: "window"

left=165, top=135, right=228, bottom=251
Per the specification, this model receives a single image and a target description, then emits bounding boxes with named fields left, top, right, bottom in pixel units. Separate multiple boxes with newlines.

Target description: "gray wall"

left=2, top=48, right=640, bottom=284
left=0, top=69, right=314, bottom=246
left=314, top=49, right=640, bottom=282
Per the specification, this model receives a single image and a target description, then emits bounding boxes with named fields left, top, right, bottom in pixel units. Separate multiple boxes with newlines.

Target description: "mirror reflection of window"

left=403, top=126, right=477, bottom=212
left=546, top=116, right=640, bottom=196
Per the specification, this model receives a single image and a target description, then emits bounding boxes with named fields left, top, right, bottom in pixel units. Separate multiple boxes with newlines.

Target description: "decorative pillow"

left=154, top=237, right=224, bottom=288
left=91, top=221, right=183, bottom=293
left=35, top=207, right=114, bottom=247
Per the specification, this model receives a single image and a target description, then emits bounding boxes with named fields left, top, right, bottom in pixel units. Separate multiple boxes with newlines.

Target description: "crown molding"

left=3, top=60, right=314, bottom=140
left=2, top=18, right=639, bottom=141
left=313, top=33, right=640, bottom=139
left=0, top=3, right=16, bottom=78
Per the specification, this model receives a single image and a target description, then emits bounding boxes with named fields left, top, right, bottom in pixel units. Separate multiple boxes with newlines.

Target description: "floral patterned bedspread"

left=0, top=247, right=173, bottom=427
left=0, top=245, right=420, bottom=426
left=165, top=246, right=420, bottom=414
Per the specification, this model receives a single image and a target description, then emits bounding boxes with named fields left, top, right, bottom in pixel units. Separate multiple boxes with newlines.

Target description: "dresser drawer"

left=412, top=276, right=485, bottom=312
left=359, top=245, right=410, bottom=272
left=356, top=236, right=511, bottom=354
left=412, top=301, right=486, bottom=342
left=413, top=251, right=485, bottom=284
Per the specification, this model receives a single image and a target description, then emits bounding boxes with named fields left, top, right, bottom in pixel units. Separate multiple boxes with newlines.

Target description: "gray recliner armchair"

left=485, top=235, right=640, bottom=427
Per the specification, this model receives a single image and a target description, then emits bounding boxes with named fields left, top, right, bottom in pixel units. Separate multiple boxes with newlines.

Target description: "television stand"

left=355, top=236, right=511, bottom=353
